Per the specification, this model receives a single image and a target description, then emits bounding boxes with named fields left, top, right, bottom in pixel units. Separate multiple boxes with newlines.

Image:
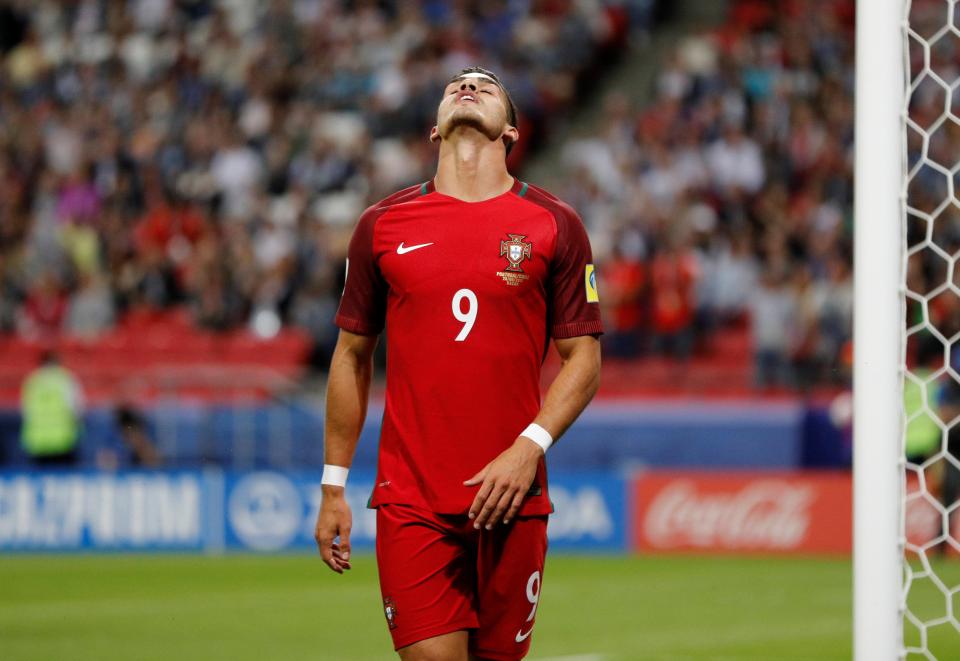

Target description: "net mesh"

left=903, top=1, right=960, bottom=657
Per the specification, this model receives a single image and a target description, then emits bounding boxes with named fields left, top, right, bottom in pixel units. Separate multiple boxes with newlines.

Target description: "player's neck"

left=434, top=133, right=513, bottom=203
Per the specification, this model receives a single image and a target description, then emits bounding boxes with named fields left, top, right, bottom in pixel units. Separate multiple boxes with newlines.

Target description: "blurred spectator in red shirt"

left=18, top=272, right=67, bottom=342
left=135, top=179, right=207, bottom=284
left=601, top=237, right=647, bottom=358
left=650, top=237, right=699, bottom=359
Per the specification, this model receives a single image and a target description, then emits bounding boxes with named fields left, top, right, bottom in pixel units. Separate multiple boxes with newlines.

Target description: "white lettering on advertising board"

left=547, top=486, right=614, bottom=541
left=643, top=480, right=814, bottom=549
left=0, top=474, right=201, bottom=548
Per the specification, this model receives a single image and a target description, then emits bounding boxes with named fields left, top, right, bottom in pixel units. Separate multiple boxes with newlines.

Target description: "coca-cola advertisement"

left=632, top=472, right=852, bottom=554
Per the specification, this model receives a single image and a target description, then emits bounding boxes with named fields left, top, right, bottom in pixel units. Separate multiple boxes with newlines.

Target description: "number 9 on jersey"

left=452, top=289, right=478, bottom=341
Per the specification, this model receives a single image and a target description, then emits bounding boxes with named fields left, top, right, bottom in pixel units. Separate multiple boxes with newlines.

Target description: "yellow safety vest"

left=904, top=368, right=941, bottom=460
left=20, top=366, right=79, bottom=456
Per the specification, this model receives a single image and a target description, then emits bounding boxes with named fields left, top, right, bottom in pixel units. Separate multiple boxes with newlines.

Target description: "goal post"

left=853, top=0, right=905, bottom=659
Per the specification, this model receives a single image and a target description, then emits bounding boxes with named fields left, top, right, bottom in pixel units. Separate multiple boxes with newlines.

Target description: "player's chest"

left=374, top=200, right=555, bottom=298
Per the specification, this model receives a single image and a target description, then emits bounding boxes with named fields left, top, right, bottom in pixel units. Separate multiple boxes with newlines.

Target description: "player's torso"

left=367, top=184, right=562, bottom=514
left=373, top=188, right=557, bottom=383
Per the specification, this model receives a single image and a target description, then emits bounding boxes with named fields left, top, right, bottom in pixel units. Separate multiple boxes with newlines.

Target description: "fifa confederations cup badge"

left=498, top=233, right=533, bottom=286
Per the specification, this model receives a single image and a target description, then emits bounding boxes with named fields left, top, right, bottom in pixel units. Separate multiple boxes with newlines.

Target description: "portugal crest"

left=383, top=597, right=398, bottom=630
left=498, top=234, right=533, bottom=286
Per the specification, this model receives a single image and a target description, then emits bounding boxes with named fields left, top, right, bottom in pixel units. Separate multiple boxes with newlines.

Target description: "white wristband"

left=520, top=423, right=553, bottom=454
left=321, top=464, right=349, bottom=487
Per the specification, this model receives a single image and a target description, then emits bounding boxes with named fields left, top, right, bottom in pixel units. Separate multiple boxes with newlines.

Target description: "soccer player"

left=314, top=66, right=603, bottom=661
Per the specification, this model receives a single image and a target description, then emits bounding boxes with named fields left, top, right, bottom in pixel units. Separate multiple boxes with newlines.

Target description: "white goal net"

left=903, top=0, right=960, bottom=657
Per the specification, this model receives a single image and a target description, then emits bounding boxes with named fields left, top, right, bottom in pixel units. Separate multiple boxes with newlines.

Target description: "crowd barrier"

left=0, top=400, right=829, bottom=470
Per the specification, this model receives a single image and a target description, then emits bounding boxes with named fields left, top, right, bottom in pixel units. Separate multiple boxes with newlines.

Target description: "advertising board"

left=0, top=471, right=209, bottom=551
left=632, top=471, right=852, bottom=553
left=0, top=470, right=627, bottom=552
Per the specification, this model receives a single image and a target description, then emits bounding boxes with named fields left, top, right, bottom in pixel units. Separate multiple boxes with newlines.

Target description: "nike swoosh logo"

left=515, top=628, right=533, bottom=643
left=397, top=242, right=434, bottom=254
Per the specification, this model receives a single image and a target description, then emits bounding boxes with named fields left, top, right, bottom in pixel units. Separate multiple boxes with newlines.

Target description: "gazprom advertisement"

left=0, top=470, right=626, bottom=553
left=0, top=471, right=209, bottom=551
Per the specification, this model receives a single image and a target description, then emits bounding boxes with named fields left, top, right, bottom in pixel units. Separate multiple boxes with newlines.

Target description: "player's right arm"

left=314, top=329, right=378, bottom=574
left=315, top=201, right=390, bottom=573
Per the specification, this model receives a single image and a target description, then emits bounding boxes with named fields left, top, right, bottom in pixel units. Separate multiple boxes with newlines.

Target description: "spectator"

left=697, top=230, right=758, bottom=328
left=600, top=238, right=647, bottom=358
left=705, top=122, right=766, bottom=197
left=816, top=252, right=853, bottom=383
left=210, top=128, right=264, bottom=220
left=789, top=265, right=822, bottom=389
left=291, top=271, right=340, bottom=372
left=20, top=351, right=84, bottom=466
left=114, top=403, right=161, bottom=468
left=134, top=183, right=208, bottom=278
left=749, top=269, right=795, bottom=390
left=649, top=236, right=699, bottom=359
left=18, top=272, right=67, bottom=342
left=65, top=272, right=115, bottom=340
left=907, top=334, right=946, bottom=466
left=57, top=166, right=101, bottom=227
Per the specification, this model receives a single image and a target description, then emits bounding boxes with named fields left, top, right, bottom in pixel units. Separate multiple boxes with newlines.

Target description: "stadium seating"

left=0, top=0, right=634, bottom=402
left=0, top=307, right=310, bottom=406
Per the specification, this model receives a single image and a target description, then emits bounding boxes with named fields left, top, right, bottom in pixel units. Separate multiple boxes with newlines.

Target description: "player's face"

left=431, top=76, right=515, bottom=146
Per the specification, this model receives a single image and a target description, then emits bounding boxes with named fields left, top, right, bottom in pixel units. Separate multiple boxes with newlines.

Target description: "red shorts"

left=375, top=504, right=548, bottom=660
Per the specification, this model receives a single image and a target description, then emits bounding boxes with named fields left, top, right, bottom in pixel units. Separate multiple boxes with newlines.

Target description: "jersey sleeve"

left=335, top=206, right=387, bottom=336
left=548, top=206, right=604, bottom=338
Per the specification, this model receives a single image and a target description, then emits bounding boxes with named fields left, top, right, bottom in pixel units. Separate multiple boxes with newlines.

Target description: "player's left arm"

left=465, top=334, right=601, bottom=529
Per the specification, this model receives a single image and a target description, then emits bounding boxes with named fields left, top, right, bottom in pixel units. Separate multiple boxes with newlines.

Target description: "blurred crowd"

left=904, top=0, right=960, bottom=378
left=0, top=0, right=637, bottom=369
left=9, top=0, right=930, bottom=391
left=560, top=0, right=856, bottom=389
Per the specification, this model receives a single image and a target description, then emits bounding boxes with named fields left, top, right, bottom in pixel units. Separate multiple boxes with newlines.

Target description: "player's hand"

left=464, top=436, right=542, bottom=529
left=315, top=486, right=353, bottom=574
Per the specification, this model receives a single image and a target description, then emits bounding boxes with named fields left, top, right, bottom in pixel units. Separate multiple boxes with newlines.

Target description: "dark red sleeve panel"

left=548, top=202, right=604, bottom=339
left=335, top=205, right=388, bottom=336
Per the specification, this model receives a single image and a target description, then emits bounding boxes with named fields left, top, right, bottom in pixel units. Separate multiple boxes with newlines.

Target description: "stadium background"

left=0, top=0, right=950, bottom=659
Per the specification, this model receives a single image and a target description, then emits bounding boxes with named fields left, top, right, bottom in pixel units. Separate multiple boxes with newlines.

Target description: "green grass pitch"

left=1, top=554, right=958, bottom=660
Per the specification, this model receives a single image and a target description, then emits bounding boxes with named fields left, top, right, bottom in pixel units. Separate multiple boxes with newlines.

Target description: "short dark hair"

left=448, top=66, right=519, bottom=153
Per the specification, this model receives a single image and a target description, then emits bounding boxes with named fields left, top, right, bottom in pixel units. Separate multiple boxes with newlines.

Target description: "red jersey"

left=335, top=178, right=603, bottom=516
